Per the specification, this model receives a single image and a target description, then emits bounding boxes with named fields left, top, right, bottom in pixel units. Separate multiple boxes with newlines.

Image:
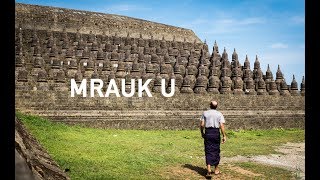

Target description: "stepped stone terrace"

left=15, top=3, right=305, bottom=130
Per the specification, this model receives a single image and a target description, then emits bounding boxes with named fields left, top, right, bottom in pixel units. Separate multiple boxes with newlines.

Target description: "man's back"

left=201, top=109, right=225, bottom=128
left=199, top=100, right=227, bottom=176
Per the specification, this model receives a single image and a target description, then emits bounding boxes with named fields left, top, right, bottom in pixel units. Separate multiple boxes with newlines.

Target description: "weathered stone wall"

left=15, top=116, right=70, bottom=180
left=15, top=3, right=201, bottom=43
left=16, top=91, right=305, bottom=130
left=15, top=3, right=305, bottom=130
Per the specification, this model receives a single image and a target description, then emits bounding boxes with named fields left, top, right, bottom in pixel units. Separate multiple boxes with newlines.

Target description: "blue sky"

left=16, top=0, right=305, bottom=86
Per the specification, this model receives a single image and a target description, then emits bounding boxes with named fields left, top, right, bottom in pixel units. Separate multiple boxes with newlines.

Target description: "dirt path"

left=222, top=142, right=305, bottom=179
left=161, top=142, right=305, bottom=179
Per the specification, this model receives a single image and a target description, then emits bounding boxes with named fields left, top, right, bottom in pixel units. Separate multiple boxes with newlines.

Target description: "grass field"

left=16, top=112, right=304, bottom=179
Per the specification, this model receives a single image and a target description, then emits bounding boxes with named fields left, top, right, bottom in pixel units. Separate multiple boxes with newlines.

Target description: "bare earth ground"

left=223, top=142, right=305, bottom=179
left=163, top=142, right=305, bottom=180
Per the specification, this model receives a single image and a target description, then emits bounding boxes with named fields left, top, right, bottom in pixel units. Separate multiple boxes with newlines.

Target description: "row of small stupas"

left=15, top=27, right=305, bottom=96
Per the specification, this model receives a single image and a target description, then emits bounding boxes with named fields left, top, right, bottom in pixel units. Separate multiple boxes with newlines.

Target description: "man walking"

left=200, top=100, right=227, bottom=177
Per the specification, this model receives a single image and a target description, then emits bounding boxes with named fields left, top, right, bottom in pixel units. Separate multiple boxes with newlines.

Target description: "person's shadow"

left=182, top=164, right=211, bottom=179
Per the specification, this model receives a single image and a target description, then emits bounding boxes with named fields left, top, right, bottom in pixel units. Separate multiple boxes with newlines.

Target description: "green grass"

left=222, top=128, right=304, bottom=157
left=16, top=112, right=304, bottom=180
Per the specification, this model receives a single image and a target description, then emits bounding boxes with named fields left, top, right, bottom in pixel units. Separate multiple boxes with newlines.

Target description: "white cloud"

left=270, top=43, right=288, bottom=49
left=216, top=19, right=234, bottom=25
left=238, top=17, right=266, bottom=25
left=190, top=19, right=209, bottom=25
left=183, top=17, right=265, bottom=30
left=216, top=17, right=265, bottom=26
left=189, top=17, right=266, bottom=35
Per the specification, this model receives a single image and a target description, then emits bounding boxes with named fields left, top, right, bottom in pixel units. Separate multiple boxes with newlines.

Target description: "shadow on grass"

left=182, top=164, right=211, bottom=179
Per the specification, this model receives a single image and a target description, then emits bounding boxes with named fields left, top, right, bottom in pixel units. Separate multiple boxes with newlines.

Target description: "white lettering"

left=138, top=79, right=152, bottom=97
left=70, top=79, right=87, bottom=97
left=161, top=79, right=175, bottom=97
left=90, top=79, right=104, bottom=97
left=121, top=79, right=135, bottom=97
left=105, top=79, right=120, bottom=97
left=70, top=79, right=176, bottom=97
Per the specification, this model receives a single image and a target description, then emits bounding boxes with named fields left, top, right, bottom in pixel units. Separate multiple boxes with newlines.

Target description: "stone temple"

left=14, top=3, right=305, bottom=178
left=15, top=3, right=305, bottom=130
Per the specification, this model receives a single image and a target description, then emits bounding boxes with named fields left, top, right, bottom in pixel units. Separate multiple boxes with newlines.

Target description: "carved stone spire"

left=244, top=55, right=250, bottom=69
left=75, top=64, right=83, bottom=83
left=54, top=70, right=67, bottom=86
left=222, top=47, right=228, bottom=61
left=49, top=38, right=58, bottom=57
left=97, top=48, right=105, bottom=61
left=264, top=64, right=273, bottom=91
left=16, top=66, right=30, bottom=91
left=207, top=67, right=220, bottom=94
left=275, top=64, right=284, bottom=91
left=149, top=34, right=155, bottom=48
left=30, top=28, right=39, bottom=47
left=113, top=32, right=121, bottom=45
left=15, top=46, right=25, bottom=67
left=152, top=73, right=162, bottom=93
left=265, top=64, right=273, bottom=80
left=160, top=35, right=167, bottom=49
left=46, top=30, right=54, bottom=48
left=115, top=59, right=126, bottom=78
left=110, top=49, right=119, bottom=63
left=91, top=64, right=99, bottom=79
left=88, top=30, right=95, bottom=43
left=232, top=71, right=244, bottom=95
left=268, top=80, right=280, bottom=96
left=125, top=32, right=131, bottom=46
left=244, top=76, right=256, bottom=95
left=91, top=35, right=99, bottom=51
left=232, top=48, right=238, bottom=61
left=219, top=66, right=232, bottom=94
left=290, top=74, right=300, bottom=96
left=180, top=70, right=194, bottom=93
left=168, top=72, right=179, bottom=94
left=173, top=62, right=183, bottom=89
left=300, top=76, right=305, bottom=96
left=138, top=33, right=145, bottom=47
left=257, top=77, right=268, bottom=95
left=131, top=43, right=139, bottom=54
left=280, top=79, right=291, bottom=96
left=101, top=59, right=112, bottom=81
left=193, top=64, right=208, bottom=94
left=83, top=58, right=94, bottom=78
left=213, top=40, right=219, bottom=54
left=37, top=66, right=48, bottom=90
left=142, top=62, right=155, bottom=90
left=254, top=68, right=263, bottom=91
left=254, top=55, right=260, bottom=70
left=131, top=58, right=141, bottom=79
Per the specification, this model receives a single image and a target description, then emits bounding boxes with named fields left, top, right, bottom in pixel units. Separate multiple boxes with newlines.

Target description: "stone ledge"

left=17, top=109, right=305, bottom=116
left=57, top=116, right=304, bottom=130
left=15, top=116, right=70, bottom=180
left=15, top=3, right=201, bottom=43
